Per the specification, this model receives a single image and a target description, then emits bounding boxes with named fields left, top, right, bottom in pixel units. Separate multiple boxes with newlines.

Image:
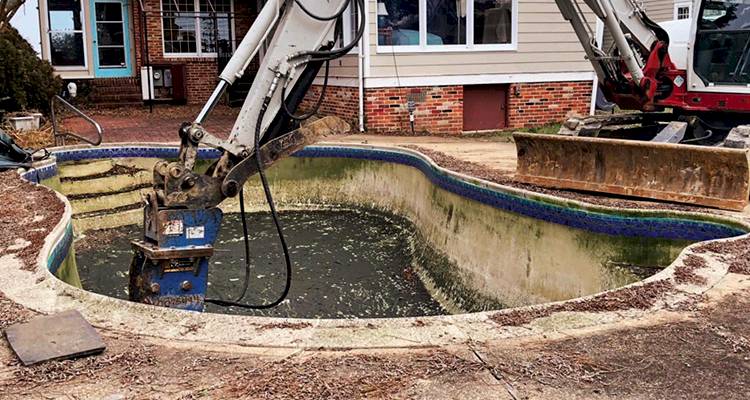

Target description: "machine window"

left=694, top=0, right=750, bottom=85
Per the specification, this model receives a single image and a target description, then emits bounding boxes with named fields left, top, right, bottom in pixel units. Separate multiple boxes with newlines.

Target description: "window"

left=674, top=2, right=692, bottom=19
left=376, top=0, right=516, bottom=51
left=676, top=6, right=690, bottom=19
left=341, top=0, right=360, bottom=50
left=47, top=0, right=86, bottom=67
left=693, top=0, right=750, bottom=85
left=161, top=0, right=234, bottom=57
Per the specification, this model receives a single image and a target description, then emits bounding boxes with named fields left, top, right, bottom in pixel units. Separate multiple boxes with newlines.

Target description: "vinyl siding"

left=643, top=0, right=678, bottom=21
left=326, top=0, right=598, bottom=83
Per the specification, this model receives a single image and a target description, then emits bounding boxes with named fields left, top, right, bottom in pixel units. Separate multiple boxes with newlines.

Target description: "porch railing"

left=50, top=95, right=103, bottom=146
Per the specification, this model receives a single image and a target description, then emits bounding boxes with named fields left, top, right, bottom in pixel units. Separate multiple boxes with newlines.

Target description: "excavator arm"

left=556, top=0, right=674, bottom=109
left=129, top=0, right=359, bottom=311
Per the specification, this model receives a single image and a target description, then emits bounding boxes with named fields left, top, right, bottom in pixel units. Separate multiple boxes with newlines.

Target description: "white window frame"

left=46, top=0, right=88, bottom=70
left=376, top=0, right=518, bottom=54
left=674, top=1, right=692, bottom=20
left=342, top=2, right=360, bottom=52
left=160, top=0, right=236, bottom=58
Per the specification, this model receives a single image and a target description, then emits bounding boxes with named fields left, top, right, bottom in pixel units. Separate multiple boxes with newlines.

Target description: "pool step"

left=69, top=188, right=144, bottom=215
left=73, top=208, right=142, bottom=233
left=58, top=158, right=158, bottom=180
left=55, top=158, right=157, bottom=232
left=58, top=160, right=115, bottom=179
left=61, top=170, right=151, bottom=197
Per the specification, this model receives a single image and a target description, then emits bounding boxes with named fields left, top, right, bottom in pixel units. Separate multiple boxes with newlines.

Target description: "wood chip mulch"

left=673, top=254, right=709, bottom=286
left=0, top=171, right=65, bottom=271
left=224, top=350, right=483, bottom=400
left=490, top=280, right=674, bottom=327
left=693, top=237, right=750, bottom=275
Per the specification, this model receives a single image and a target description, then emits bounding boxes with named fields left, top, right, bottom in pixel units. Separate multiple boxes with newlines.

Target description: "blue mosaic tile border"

left=52, top=146, right=222, bottom=163
left=47, top=222, right=73, bottom=275
left=25, top=144, right=749, bottom=245
left=20, top=163, right=58, bottom=183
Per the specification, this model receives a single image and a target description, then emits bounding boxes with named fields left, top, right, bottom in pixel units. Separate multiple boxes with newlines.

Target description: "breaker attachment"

left=513, top=132, right=750, bottom=211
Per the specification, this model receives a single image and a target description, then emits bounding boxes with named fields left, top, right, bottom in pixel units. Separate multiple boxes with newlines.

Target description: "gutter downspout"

left=358, top=33, right=365, bottom=132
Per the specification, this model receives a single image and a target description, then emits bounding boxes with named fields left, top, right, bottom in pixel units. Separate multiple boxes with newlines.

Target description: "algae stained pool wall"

left=41, top=144, right=744, bottom=313
left=237, top=155, right=693, bottom=310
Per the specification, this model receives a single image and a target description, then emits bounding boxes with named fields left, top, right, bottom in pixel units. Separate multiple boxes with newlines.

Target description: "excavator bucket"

left=513, top=133, right=750, bottom=211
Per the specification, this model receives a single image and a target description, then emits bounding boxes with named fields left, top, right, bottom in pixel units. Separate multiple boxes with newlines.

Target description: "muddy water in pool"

left=75, top=209, right=447, bottom=318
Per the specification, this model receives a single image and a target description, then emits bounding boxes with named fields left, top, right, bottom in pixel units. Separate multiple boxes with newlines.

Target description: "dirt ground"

left=2, top=144, right=750, bottom=399
left=0, top=286, right=747, bottom=399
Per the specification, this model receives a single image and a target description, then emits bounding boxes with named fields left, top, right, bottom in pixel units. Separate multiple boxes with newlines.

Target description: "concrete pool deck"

left=1, top=137, right=749, bottom=399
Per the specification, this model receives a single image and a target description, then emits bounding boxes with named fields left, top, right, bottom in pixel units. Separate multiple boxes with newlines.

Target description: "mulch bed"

left=0, top=171, right=65, bottom=271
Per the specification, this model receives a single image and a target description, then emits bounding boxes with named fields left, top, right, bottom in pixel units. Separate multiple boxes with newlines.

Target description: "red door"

left=463, top=84, right=508, bottom=131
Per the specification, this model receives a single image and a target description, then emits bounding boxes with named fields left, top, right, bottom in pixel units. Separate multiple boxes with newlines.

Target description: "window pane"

left=50, top=32, right=85, bottom=65
left=98, top=47, right=126, bottom=66
left=200, top=15, right=231, bottom=53
left=677, top=6, right=690, bottom=19
left=474, top=0, right=512, bottom=44
left=199, top=0, right=231, bottom=13
left=48, top=0, right=83, bottom=31
left=163, top=0, right=195, bottom=12
left=163, top=16, right=197, bottom=53
left=97, top=22, right=124, bottom=46
left=377, top=0, right=420, bottom=46
left=427, top=0, right=466, bottom=45
left=95, top=2, right=122, bottom=21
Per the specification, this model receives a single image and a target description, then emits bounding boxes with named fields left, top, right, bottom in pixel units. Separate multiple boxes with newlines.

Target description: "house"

left=302, top=0, right=602, bottom=134
left=20, top=0, right=687, bottom=134
left=28, top=0, right=256, bottom=106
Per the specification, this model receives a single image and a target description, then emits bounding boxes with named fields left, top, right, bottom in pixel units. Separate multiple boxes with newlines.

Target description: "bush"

left=0, top=27, right=62, bottom=114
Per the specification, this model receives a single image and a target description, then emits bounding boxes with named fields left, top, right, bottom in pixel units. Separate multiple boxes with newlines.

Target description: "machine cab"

left=688, top=0, right=750, bottom=94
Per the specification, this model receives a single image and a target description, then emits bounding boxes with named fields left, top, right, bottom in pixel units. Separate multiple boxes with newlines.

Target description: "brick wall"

left=507, top=81, right=592, bottom=128
left=301, top=81, right=591, bottom=135
left=365, top=86, right=464, bottom=135
left=299, top=85, right=359, bottom=127
left=131, top=0, right=257, bottom=104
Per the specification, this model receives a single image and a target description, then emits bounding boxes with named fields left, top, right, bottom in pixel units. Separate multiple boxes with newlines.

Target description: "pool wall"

left=24, top=143, right=750, bottom=312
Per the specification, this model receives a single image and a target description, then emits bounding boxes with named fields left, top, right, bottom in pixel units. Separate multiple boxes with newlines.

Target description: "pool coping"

left=4, top=142, right=750, bottom=349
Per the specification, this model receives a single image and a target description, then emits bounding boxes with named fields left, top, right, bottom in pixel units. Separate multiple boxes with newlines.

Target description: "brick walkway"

left=59, top=105, right=239, bottom=143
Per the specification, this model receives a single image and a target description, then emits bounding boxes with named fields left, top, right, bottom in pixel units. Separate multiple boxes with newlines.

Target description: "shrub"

left=0, top=27, right=62, bottom=114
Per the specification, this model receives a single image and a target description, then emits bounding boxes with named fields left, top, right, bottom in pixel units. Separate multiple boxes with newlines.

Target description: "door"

left=91, top=0, right=132, bottom=77
left=463, top=84, right=508, bottom=131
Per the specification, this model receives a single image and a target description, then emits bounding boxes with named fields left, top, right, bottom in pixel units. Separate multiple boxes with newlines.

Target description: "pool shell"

left=4, top=142, right=750, bottom=349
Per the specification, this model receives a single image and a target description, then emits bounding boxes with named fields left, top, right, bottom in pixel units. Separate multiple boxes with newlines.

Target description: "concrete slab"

left=5, top=310, right=105, bottom=366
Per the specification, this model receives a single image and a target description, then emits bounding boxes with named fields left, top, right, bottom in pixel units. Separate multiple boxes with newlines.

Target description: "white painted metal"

left=196, top=0, right=350, bottom=150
